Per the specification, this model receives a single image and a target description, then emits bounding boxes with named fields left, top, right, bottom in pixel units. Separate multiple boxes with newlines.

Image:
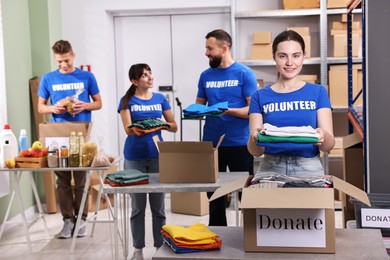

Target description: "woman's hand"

left=315, top=128, right=325, bottom=146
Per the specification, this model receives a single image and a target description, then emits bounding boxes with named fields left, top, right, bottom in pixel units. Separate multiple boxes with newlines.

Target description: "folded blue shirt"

left=183, top=102, right=228, bottom=118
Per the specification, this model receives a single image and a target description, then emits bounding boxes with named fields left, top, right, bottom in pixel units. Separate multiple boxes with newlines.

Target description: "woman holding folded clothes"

left=247, top=30, right=335, bottom=175
left=118, top=63, right=177, bottom=260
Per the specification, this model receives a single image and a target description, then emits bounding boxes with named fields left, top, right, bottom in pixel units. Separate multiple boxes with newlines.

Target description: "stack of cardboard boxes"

left=329, top=64, right=363, bottom=108
left=287, top=26, right=311, bottom=58
left=250, top=32, right=273, bottom=60
left=331, top=14, right=361, bottom=58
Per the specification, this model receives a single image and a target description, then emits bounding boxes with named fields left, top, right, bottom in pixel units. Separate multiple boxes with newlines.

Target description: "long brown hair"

left=121, top=63, right=151, bottom=110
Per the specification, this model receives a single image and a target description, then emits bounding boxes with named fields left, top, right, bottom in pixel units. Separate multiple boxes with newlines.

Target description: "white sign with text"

left=256, top=208, right=326, bottom=247
left=361, top=208, right=390, bottom=228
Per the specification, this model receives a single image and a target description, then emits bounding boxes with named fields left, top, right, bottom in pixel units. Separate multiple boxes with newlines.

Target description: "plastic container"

left=18, top=129, right=29, bottom=152
left=77, top=131, right=85, bottom=167
left=350, top=193, right=390, bottom=237
left=69, top=131, right=79, bottom=167
left=0, top=124, right=19, bottom=168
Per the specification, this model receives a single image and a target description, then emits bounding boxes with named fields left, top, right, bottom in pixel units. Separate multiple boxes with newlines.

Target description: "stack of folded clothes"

left=183, top=101, right=228, bottom=118
left=128, top=118, right=170, bottom=136
left=104, top=169, right=149, bottom=187
left=248, top=172, right=333, bottom=188
left=257, top=123, right=320, bottom=150
left=161, top=223, right=222, bottom=253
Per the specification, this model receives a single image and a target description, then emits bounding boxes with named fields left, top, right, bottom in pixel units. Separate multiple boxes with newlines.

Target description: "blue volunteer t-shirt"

left=249, top=83, right=332, bottom=157
left=38, top=68, right=100, bottom=122
left=117, top=93, right=171, bottom=160
left=197, top=62, right=257, bottom=146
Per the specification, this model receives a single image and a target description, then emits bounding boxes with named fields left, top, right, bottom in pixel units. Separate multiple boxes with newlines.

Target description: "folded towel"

left=162, top=223, right=219, bottom=245
left=104, top=169, right=149, bottom=186
left=262, top=123, right=319, bottom=138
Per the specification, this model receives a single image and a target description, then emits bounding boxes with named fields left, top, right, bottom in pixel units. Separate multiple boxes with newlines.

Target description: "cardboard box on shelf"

left=327, top=0, right=350, bottom=9
left=287, top=27, right=309, bottom=36
left=302, top=35, right=311, bottom=57
left=283, top=0, right=320, bottom=9
left=332, top=32, right=360, bottom=57
left=328, top=64, right=362, bottom=108
left=332, top=21, right=360, bottom=31
left=251, top=44, right=273, bottom=60
left=153, top=135, right=224, bottom=183
left=210, top=174, right=369, bottom=253
left=257, top=79, right=264, bottom=89
left=253, top=32, right=272, bottom=45
left=171, top=192, right=209, bottom=216
left=299, top=74, right=317, bottom=84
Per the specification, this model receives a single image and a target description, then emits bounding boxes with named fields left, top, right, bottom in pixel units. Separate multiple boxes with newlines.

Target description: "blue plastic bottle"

left=18, top=129, right=29, bottom=152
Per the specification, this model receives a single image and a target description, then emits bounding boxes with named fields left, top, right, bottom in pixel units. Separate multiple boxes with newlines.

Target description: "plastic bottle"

left=18, top=129, right=29, bottom=152
left=69, top=131, right=79, bottom=167
left=77, top=131, right=85, bottom=167
left=0, top=124, right=19, bottom=168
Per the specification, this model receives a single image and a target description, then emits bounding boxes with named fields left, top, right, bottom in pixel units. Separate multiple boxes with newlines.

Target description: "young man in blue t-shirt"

left=38, top=40, right=102, bottom=238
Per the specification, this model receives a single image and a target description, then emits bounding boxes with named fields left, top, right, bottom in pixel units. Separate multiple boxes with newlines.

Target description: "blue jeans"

left=257, top=154, right=324, bottom=176
left=124, top=158, right=165, bottom=248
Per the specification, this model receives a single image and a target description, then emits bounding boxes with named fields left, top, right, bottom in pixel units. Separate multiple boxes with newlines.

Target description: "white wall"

left=60, top=0, right=232, bottom=158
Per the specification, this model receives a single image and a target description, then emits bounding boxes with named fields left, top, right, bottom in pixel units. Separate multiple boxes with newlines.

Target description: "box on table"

left=171, top=192, right=209, bottom=216
left=283, top=0, right=319, bottom=9
left=253, top=32, right=272, bottom=45
left=39, top=122, right=93, bottom=213
left=251, top=44, right=273, bottom=60
left=153, top=135, right=224, bottom=183
left=328, top=64, right=362, bottom=108
left=15, top=156, right=48, bottom=168
left=350, top=193, right=390, bottom=237
left=210, top=175, right=369, bottom=253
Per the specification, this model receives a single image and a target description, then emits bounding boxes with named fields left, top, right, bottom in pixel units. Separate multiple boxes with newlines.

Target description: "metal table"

left=0, top=158, right=120, bottom=254
left=103, top=171, right=249, bottom=260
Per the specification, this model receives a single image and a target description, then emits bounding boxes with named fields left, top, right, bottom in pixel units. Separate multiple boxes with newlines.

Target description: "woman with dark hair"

left=247, top=30, right=335, bottom=175
left=118, top=63, right=177, bottom=260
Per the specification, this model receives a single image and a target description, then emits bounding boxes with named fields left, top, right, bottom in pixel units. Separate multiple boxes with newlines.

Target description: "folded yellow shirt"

left=162, top=223, right=219, bottom=245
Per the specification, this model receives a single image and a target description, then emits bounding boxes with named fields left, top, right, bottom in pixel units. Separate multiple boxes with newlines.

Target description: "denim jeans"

left=124, top=158, right=165, bottom=248
left=257, top=154, right=324, bottom=176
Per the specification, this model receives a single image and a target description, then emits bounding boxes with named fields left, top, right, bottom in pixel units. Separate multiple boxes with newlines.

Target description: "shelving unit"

left=232, top=0, right=362, bottom=175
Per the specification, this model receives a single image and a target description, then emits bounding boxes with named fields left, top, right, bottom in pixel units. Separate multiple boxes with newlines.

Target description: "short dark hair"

left=205, top=29, right=232, bottom=48
left=272, top=30, right=305, bottom=56
left=52, top=40, right=73, bottom=54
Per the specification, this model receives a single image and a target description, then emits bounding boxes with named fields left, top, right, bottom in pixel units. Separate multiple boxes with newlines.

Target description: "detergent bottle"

left=0, top=124, right=19, bottom=168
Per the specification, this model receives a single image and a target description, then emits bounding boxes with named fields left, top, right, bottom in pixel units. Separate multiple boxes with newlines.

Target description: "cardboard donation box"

left=153, top=135, right=224, bottom=183
left=171, top=192, right=209, bottom=216
left=251, top=32, right=273, bottom=60
left=38, top=122, right=93, bottom=213
left=210, top=176, right=369, bottom=253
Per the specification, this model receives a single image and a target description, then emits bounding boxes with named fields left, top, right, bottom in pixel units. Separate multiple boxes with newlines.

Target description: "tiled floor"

left=0, top=194, right=344, bottom=260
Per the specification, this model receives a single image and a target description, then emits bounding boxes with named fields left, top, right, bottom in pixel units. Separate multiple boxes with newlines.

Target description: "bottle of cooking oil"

left=77, top=131, right=85, bottom=167
left=69, top=131, right=79, bottom=167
